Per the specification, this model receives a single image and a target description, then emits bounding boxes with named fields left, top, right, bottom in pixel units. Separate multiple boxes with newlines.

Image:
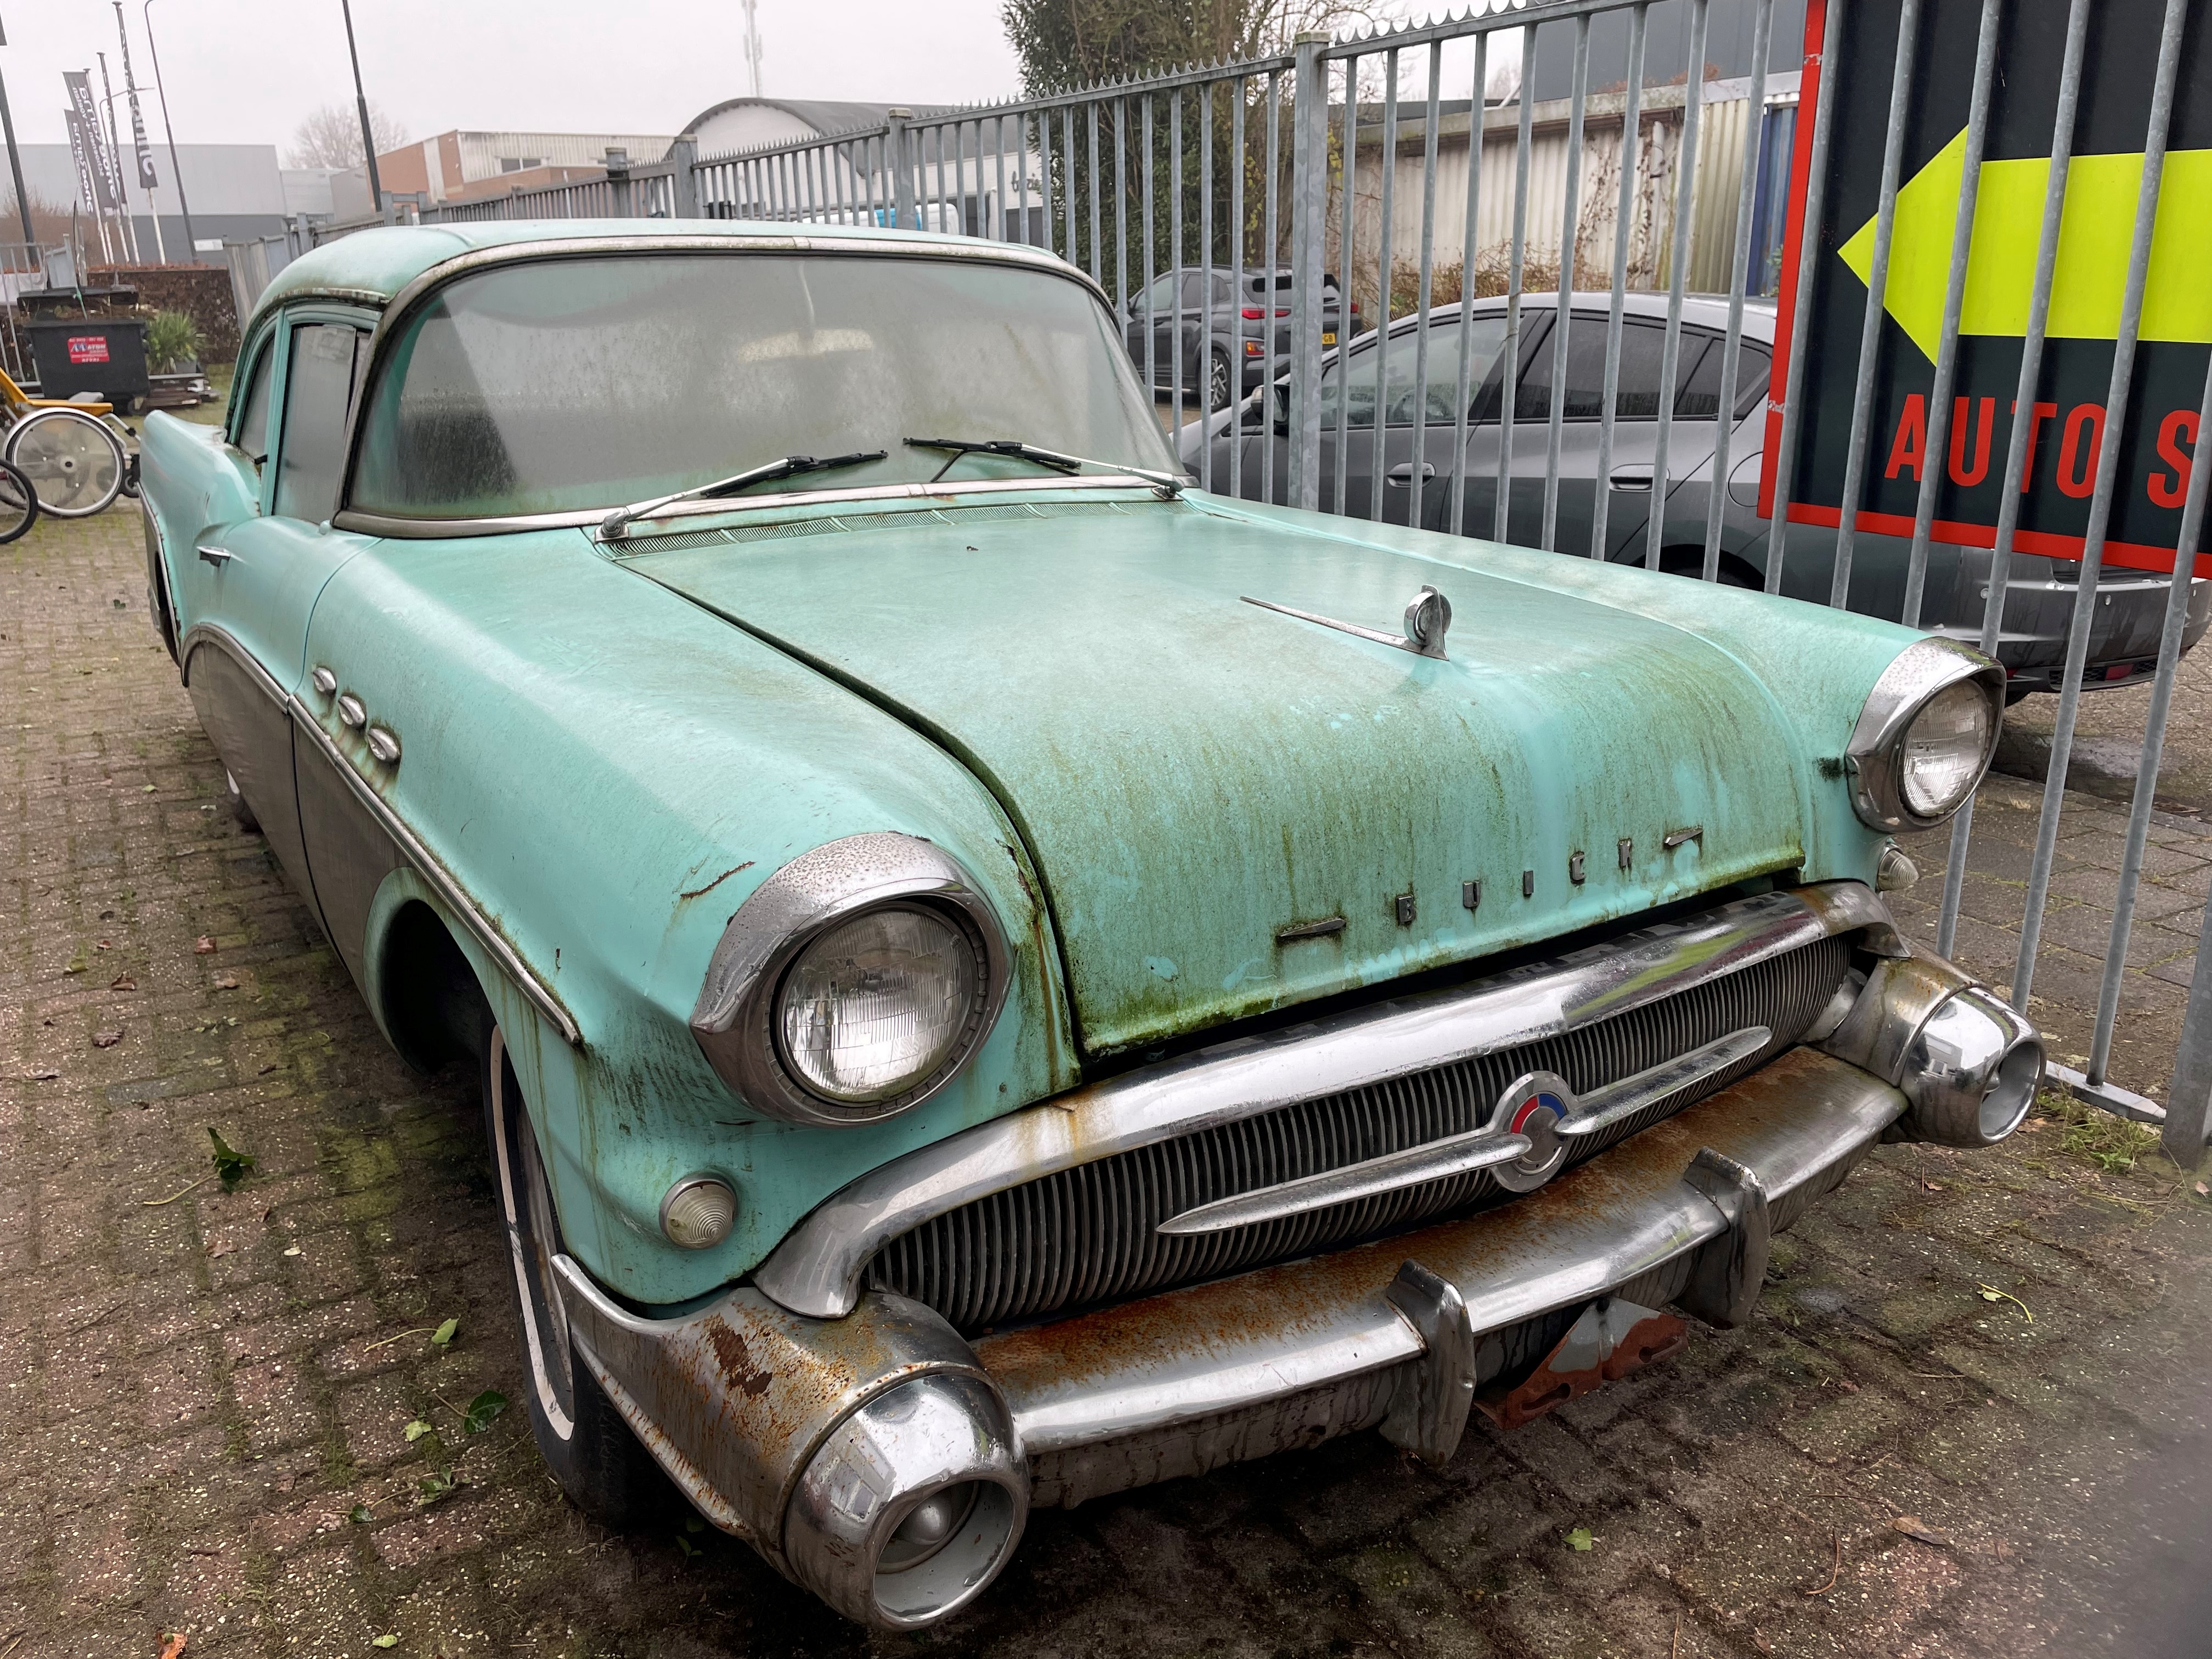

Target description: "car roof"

left=1430, top=289, right=1777, bottom=340
left=249, top=218, right=1091, bottom=328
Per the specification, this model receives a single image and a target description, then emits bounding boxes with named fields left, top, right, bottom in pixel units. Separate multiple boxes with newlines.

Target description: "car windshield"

left=349, top=252, right=1179, bottom=520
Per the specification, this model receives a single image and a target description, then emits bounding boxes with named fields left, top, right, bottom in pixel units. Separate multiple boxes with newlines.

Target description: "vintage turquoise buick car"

left=138, top=222, right=2044, bottom=1629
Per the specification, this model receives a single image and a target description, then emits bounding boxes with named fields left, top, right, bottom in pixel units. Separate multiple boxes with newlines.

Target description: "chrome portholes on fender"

left=1844, top=638, right=2006, bottom=833
left=689, top=833, right=1012, bottom=1128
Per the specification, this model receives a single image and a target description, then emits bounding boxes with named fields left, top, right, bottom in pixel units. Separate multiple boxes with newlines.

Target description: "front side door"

left=1322, top=312, right=1517, bottom=527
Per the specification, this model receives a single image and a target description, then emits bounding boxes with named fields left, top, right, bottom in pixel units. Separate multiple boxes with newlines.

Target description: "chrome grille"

left=866, top=933, right=1850, bottom=1333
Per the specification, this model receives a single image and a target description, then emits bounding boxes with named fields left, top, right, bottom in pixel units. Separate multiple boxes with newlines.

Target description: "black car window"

left=1180, top=272, right=1210, bottom=307
left=1674, top=335, right=1774, bottom=421
left=1516, top=315, right=1689, bottom=422
left=273, top=322, right=367, bottom=522
left=1320, top=314, right=1512, bottom=430
left=233, top=343, right=275, bottom=461
left=1138, top=272, right=1180, bottom=312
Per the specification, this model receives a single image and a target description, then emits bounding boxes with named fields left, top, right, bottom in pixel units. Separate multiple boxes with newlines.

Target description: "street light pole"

left=0, top=13, right=35, bottom=250
left=338, top=0, right=382, bottom=212
left=142, top=0, right=198, bottom=256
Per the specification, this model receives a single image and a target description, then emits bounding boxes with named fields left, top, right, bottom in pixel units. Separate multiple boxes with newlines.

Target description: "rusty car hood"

left=623, top=495, right=1816, bottom=1058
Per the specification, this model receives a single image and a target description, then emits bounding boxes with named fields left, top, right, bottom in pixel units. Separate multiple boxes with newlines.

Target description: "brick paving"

left=4, top=503, right=2210, bottom=1659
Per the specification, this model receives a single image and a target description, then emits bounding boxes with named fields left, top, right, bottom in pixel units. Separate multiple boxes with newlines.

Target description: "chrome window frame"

left=325, top=233, right=1130, bottom=541
left=1843, top=637, right=2006, bottom=834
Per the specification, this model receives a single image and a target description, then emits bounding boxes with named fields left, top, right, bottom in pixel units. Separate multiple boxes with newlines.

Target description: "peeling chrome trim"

left=753, top=881, right=1901, bottom=1319
left=179, top=623, right=285, bottom=707
left=1845, top=637, right=2005, bottom=833
left=332, top=474, right=1180, bottom=542
left=286, top=694, right=582, bottom=1047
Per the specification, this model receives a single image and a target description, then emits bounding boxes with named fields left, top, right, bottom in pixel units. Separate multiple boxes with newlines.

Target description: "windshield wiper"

left=904, top=437, right=1183, bottom=496
left=599, top=449, right=887, bottom=539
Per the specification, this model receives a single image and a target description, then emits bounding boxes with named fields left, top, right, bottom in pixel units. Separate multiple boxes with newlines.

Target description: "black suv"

left=1121, top=266, right=1353, bottom=409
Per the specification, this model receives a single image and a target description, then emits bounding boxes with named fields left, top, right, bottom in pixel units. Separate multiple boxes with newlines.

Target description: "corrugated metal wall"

left=1336, top=80, right=1771, bottom=316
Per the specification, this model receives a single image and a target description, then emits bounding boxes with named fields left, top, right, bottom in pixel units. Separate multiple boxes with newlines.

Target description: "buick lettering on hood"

left=138, top=222, right=2042, bottom=1629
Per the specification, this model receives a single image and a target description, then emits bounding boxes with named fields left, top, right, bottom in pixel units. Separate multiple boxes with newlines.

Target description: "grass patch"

left=2034, top=1088, right=2160, bottom=1175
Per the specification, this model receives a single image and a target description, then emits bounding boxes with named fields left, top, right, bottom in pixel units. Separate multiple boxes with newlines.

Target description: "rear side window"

left=1677, top=334, right=1773, bottom=421
left=273, top=323, right=368, bottom=522
left=233, top=346, right=274, bottom=460
left=1518, top=317, right=1691, bottom=422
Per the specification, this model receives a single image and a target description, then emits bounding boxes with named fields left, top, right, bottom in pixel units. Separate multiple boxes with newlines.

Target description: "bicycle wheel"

left=5, top=407, right=126, bottom=517
left=0, top=457, right=37, bottom=544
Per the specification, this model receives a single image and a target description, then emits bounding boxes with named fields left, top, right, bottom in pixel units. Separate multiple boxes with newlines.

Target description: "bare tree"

left=1003, top=0, right=1375, bottom=97
left=286, top=101, right=409, bottom=170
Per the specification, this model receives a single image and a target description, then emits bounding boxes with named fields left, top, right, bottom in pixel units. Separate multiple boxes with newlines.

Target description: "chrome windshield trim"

left=332, top=475, right=1182, bottom=543
left=286, top=693, right=583, bottom=1048
left=752, top=881, right=1897, bottom=1319
left=334, top=234, right=1117, bottom=532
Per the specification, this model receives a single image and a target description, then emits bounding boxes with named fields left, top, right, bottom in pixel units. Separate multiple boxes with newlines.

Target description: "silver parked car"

left=1183, top=292, right=2208, bottom=698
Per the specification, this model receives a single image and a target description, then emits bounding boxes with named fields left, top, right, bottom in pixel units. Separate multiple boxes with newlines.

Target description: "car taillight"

left=1239, top=307, right=1293, bottom=319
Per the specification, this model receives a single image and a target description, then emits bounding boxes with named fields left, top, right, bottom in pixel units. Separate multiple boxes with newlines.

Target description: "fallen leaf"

left=1893, top=1515, right=1952, bottom=1547
left=207, top=1126, right=256, bottom=1190
left=92, top=1029, right=123, bottom=1048
left=2195, top=1181, right=2209, bottom=1198
left=1976, top=1283, right=2034, bottom=1322
left=142, top=783, right=156, bottom=793
left=96, top=939, right=113, bottom=949
left=1752, top=1633, right=1774, bottom=1655
left=349, top=1504, right=373, bottom=1524
left=403, top=1419, right=433, bottom=1443
left=194, top=936, right=216, bottom=953
left=206, top=1242, right=234, bottom=1259
left=159, top=1634, right=187, bottom=1659
left=1565, top=1525, right=1594, bottom=1552
left=109, top=974, right=136, bottom=990
left=431, top=1317, right=459, bottom=1348
left=281, top=1244, right=302, bottom=1258
left=215, top=976, right=239, bottom=990
left=461, top=1389, right=508, bottom=1434
left=372, top=1635, right=399, bottom=1650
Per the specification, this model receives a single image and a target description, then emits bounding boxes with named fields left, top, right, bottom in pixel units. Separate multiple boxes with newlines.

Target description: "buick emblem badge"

left=1491, top=1069, right=1574, bottom=1192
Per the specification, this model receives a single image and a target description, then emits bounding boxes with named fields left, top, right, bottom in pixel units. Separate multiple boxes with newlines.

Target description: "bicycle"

left=0, top=455, right=41, bottom=543
left=0, top=365, right=131, bottom=517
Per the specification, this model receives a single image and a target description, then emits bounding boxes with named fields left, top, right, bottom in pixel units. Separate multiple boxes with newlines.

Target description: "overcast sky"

left=1, top=0, right=1033, bottom=154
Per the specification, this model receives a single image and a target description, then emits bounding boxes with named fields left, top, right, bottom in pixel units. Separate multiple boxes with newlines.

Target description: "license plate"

left=1321, top=331, right=1337, bottom=346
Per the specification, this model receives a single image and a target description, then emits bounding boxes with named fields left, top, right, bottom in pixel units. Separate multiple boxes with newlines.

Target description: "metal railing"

left=258, top=0, right=2208, bottom=1165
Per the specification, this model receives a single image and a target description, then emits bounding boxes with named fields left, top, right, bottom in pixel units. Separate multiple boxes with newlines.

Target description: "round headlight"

left=1898, top=679, right=1993, bottom=820
left=776, top=904, right=982, bottom=1105
left=1845, top=640, right=2004, bottom=832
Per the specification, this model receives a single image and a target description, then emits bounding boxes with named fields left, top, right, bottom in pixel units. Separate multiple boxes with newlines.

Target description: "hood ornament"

left=1242, top=584, right=1452, bottom=661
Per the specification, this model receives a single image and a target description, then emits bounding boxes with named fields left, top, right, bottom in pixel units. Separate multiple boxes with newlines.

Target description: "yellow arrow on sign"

left=1839, top=129, right=2212, bottom=360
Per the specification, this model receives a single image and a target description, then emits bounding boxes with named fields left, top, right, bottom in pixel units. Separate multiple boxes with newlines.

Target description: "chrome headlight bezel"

left=690, top=833, right=1012, bottom=1128
left=1844, top=639, right=2005, bottom=833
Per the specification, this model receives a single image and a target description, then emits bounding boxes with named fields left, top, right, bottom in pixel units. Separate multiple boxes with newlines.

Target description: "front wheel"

left=5, top=407, right=126, bottom=517
left=486, top=1024, right=677, bottom=1529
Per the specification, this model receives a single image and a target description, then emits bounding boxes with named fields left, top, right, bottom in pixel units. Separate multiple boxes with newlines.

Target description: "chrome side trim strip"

left=334, top=475, right=1180, bottom=542
left=753, top=882, right=1897, bottom=1319
left=179, top=622, right=286, bottom=708
left=286, top=694, right=583, bottom=1047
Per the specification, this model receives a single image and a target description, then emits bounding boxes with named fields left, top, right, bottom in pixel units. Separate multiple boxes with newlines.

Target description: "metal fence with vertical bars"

left=303, top=0, right=2209, bottom=1167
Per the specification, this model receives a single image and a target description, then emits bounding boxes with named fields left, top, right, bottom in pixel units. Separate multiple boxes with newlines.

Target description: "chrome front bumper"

left=551, top=901, right=2042, bottom=1629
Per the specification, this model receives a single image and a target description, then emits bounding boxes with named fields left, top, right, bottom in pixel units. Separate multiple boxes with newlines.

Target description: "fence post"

left=1288, top=31, right=1329, bottom=511
left=669, top=133, right=699, bottom=219
left=887, top=109, right=916, bottom=230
